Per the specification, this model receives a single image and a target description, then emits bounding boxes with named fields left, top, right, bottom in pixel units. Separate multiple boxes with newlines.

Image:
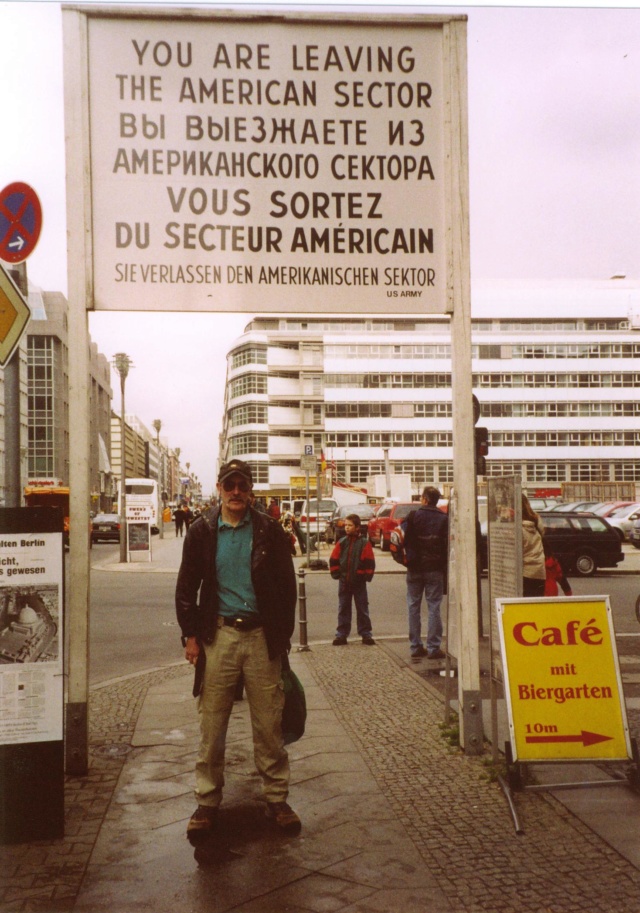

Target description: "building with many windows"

left=26, top=290, right=113, bottom=511
left=219, top=280, right=640, bottom=499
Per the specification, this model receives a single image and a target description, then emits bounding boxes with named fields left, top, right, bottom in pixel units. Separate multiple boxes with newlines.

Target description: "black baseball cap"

left=218, top=460, right=253, bottom=485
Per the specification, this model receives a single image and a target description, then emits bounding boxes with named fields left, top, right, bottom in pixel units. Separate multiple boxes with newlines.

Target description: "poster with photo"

left=0, top=533, right=64, bottom=744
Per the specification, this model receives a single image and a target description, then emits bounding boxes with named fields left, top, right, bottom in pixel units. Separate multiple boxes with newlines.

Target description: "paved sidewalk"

left=2, top=534, right=640, bottom=911
left=2, top=642, right=640, bottom=912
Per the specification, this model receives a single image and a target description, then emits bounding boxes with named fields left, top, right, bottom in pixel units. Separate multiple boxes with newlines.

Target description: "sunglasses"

left=221, top=478, right=251, bottom=493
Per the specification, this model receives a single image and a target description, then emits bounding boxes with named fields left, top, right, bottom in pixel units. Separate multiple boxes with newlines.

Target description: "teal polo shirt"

left=216, top=511, right=258, bottom=618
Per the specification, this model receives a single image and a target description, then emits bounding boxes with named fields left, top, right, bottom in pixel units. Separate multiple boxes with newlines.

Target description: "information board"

left=127, top=521, right=151, bottom=552
left=497, top=596, right=631, bottom=763
left=487, top=475, right=521, bottom=684
left=0, top=508, right=64, bottom=844
left=63, top=7, right=469, bottom=314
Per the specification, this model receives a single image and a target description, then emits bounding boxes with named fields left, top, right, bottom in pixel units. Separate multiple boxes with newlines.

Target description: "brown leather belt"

left=218, top=615, right=262, bottom=632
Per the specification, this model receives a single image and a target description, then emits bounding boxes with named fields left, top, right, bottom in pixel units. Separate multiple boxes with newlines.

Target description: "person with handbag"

left=175, top=459, right=300, bottom=844
left=522, top=493, right=546, bottom=596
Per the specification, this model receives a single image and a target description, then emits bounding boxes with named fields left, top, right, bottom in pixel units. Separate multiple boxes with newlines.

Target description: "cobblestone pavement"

left=0, top=664, right=189, bottom=913
left=303, top=645, right=640, bottom=913
left=3, top=644, right=640, bottom=913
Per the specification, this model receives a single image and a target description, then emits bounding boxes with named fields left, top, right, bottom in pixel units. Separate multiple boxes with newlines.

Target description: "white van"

left=299, top=498, right=338, bottom=541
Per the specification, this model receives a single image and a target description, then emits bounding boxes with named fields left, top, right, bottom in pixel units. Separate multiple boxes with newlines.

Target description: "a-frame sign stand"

left=496, top=596, right=640, bottom=833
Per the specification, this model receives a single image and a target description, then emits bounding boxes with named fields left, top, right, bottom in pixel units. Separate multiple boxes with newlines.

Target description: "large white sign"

left=64, top=7, right=468, bottom=314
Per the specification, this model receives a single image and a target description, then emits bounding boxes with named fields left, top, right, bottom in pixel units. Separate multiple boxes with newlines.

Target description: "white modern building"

left=219, top=279, right=640, bottom=499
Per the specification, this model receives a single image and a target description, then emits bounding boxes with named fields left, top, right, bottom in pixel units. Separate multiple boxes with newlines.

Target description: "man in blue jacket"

left=401, top=486, right=448, bottom=660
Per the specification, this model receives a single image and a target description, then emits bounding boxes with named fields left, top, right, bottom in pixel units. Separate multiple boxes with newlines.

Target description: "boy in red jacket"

left=330, top=515, right=376, bottom=646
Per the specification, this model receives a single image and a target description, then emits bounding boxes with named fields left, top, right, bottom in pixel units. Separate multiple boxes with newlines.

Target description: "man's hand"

left=185, top=636, right=200, bottom=665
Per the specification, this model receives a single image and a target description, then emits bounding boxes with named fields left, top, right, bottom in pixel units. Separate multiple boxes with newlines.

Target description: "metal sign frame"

left=62, top=4, right=479, bottom=766
left=127, top=520, right=152, bottom=561
left=497, top=595, right=632, bottom=765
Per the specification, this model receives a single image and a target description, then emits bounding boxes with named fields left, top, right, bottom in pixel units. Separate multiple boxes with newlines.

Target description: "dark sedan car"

left=539, top=511, right=624, bottom=576
left=325, top=503, right=376, bottom=544
left=91, top=513, right=122, bottom=544
left=480, top=510, right=623, bottom=577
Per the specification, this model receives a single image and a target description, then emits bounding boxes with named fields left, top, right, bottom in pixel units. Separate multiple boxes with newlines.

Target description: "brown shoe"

left=265, top=801, right=302, bottom=835
left=186, top=805, right=218, bottom=845
left=427, top=648, right=446, bottom=660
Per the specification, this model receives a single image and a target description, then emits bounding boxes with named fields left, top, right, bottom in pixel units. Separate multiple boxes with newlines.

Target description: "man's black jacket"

left=402, top=504, right=449, bottom=574
left=175, top=504, right=297, bottom=664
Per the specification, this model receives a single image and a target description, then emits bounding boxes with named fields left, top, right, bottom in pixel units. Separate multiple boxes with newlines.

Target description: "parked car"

left=546, top=500, right=603, bottom=513
left=479, top=510, right=624, bottom=576
left=592, top=501, right=636, bottom=518
left=325, top=503, right=376, bottom=543
left=597, top=502, right=640, bottom=541
left=281, top=499, right=304, bottom=518
left=368, top=501, right=419, bottom=551
left=527, top=497, right=561, bottom=511
left=299, top=498, right=339, bottom=541
left=539, top=511, right=624, bottom=576
left=629, top=517, right=640, bottom=550
left=91, top=513, right=121, bottom=544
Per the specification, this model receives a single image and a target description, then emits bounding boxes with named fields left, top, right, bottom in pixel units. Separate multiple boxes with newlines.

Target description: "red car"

left=367, top=502, right=419, bottom=551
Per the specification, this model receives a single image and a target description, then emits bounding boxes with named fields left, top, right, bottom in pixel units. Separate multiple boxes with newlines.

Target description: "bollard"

left=297, top=567, right=311, bottom=652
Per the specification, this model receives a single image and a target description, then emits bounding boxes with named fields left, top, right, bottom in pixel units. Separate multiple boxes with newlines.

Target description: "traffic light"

left=475, top=426, right=489, bottom=475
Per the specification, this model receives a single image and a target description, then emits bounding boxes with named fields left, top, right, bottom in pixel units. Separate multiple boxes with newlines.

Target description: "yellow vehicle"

left=23, top=484, right=70, bottom=546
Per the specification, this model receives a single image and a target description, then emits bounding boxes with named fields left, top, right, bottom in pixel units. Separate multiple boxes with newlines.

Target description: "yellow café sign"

left=497, top=597, right=631, bottom=763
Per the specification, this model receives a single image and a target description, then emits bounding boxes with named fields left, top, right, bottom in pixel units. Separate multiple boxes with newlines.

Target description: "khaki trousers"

left=195, top=622, right=289, bottom=808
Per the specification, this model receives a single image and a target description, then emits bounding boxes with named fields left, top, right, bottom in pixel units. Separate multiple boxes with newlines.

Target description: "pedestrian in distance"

left=543, top=542, right=573, bottom=597
left=522, top=493, right=546, bottom=597
left=402, top=486, right=448, bottom=661
left=330, top=514, right=376, bottom=646
left=174, top=505, right=185, bottom=537
left=175, top=459, right=300, bottom=845
left=267, top=498, right=281, bottom=520
left=280, top=508, right=298, bottom=556
left=183, top=503, right=194, bottom=530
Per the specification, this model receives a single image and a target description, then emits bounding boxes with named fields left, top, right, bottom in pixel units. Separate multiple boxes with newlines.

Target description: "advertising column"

left=0, top=508, right=64, bottom=843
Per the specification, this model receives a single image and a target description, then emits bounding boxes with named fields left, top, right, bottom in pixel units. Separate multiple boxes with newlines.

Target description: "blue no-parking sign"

left=0, top=182, right=42, bottom=264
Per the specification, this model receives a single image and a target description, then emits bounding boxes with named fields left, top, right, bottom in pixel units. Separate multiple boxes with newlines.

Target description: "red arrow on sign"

left=525, top=730, right=613, bottom=747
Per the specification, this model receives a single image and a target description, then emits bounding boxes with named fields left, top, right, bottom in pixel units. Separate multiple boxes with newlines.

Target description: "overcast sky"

left=2, top=0, right=640, bottom=493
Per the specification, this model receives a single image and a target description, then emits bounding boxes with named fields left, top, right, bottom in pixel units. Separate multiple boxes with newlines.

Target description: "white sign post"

left=63, top=6, right=476, bottom=760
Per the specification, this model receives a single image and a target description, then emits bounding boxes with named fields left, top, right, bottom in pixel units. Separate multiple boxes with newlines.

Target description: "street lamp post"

left=112, top=353, right=133, bottom=563
left=152, top=418, right=164, bottom=539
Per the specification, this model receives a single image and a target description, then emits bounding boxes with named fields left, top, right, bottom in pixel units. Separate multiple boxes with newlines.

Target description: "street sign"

left=0, top=182, right=42, bottom=264
left=300, top=455, right=316, bottom=472
left=497, top=596, right=631, bottom=763
left=63, top=9, right=468, bottom=315
left=0, top=264, right=31, bottom=366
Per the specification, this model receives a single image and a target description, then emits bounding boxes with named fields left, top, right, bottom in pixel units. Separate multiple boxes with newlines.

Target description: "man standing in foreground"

left=401, top=486, right=449, bottom=661
left=176, top=459, right=300, bottom=844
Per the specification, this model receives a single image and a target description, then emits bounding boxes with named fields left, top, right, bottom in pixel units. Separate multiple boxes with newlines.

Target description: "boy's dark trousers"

left=336, top=578, right=373, bottom=638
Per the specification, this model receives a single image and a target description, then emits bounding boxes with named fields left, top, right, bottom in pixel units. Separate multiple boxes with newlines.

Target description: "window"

left=584, top=518, right=608, bottom=532
left=231, top=345, right=267, bottom=368
left=229, top=373, right=267, bottom=398
left=229, top=433, right=268, bottom=456
left=229, top=403, right=268, bottom=426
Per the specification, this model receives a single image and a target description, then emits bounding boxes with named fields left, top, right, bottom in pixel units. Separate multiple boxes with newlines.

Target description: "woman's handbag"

left=281, top=654, right=306, bottom=745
